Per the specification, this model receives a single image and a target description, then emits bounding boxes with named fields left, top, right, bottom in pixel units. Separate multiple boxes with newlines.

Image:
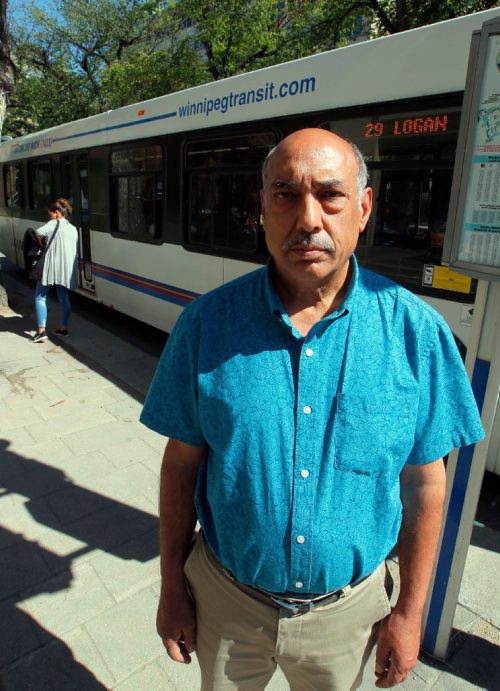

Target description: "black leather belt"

left=203, top=537, right=368, bottom=616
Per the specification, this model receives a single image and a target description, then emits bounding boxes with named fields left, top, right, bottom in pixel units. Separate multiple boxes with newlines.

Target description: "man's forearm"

left=375, top=459, right=446, bottom=687
left=156, top=438, right=206, bottom=663
left=158, top=439, right=205, bottom=589
left=395, top=459, right=446, bottom=618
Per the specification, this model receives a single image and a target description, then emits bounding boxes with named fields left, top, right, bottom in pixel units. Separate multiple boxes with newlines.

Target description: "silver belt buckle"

left=270, top=597, right=316, bottom=615
left=271, top=590, right=344, bottom=614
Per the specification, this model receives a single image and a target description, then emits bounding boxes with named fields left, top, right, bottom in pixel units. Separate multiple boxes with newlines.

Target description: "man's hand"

left=157, top=583, right=196, bottom=664
left=374, top=609, right=421, bottom=687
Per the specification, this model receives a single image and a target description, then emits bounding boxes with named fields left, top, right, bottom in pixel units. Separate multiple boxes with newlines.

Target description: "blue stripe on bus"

left=422, top=357, right=490, bottom=653
left=53, top=111, right=178, bottom=142
left=91, top=263, right=200, bottom=307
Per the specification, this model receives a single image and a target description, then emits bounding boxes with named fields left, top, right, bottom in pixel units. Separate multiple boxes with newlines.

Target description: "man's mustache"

left=282, top=232, right=335, bottom=252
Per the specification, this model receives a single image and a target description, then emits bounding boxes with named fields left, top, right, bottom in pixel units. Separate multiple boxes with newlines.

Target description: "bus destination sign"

left=364, top=113, right=451, bottom=138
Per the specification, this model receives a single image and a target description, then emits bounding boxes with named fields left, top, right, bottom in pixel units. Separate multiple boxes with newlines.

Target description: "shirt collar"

left=264, top=255, right=360, bottom=324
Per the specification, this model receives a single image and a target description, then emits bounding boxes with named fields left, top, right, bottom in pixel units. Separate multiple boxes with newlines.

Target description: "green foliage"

left=4, top=0, right=499, bottom=136
left=101, top=48, right=209, bottom=109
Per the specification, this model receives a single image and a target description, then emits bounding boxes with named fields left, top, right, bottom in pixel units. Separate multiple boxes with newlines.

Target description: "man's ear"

left=358, top=187, right=372, bottom=235
left=260, top=189, right=267, bottom=230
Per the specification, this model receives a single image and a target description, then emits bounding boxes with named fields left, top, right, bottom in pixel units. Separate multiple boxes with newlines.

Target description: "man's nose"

left=298, top=194, right=321, bottom=233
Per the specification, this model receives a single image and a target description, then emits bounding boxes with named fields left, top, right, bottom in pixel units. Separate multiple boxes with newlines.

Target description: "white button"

left=305, top=348, right=314, bottom=357
left=300, top=469, right=309, bottom=478
left=295, top=581, right=304, bottom=589
left=303, top=405, right=312, bottom=415
left=296, top=535, right=306, bottom=544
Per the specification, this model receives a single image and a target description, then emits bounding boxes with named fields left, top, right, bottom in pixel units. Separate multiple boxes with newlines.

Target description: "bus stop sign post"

left=423, top=16, right=500, bottom=659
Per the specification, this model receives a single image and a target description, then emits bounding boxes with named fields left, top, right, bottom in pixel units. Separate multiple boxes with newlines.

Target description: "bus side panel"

left=0, top=215, right=16, bottom=263
left=89, top=232, right=225, bottom=333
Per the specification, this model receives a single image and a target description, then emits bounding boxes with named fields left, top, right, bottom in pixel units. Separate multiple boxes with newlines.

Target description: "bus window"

left=319, top=106, right=476, bottom=297
left=61, top=156, right=73, bottom=205
left=110, top=145, right=163, bottom=240
left=184, top=132, right=275, bottom=256
left=29, top=159, right=52, bottom=209
left=3, top=164, right=23, bottom=208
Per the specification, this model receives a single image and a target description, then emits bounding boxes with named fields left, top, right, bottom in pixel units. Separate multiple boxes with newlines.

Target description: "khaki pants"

left=184, top=535, right=392, bottom=691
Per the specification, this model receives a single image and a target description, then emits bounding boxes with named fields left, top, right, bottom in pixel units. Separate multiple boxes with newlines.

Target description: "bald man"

left=141, top=129, right=483, bottom=689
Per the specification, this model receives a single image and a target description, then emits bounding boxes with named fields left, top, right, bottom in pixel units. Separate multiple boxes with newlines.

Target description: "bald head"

left=262, top=129, right=368, bottom=208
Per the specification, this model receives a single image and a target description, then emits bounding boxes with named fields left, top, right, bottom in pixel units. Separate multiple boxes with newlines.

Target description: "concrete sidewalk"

left=1, top=263, right=499, bottom=690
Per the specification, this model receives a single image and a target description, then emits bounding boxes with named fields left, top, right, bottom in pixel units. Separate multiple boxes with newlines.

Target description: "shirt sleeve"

left=140, top=305, right=205, bottom=445
left=35, top=219, right=57, bottom=240
left=406, top=315, right=485, bottom=465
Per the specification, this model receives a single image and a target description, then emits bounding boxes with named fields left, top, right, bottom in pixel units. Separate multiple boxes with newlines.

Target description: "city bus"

left=1, top=8, right=499, bottom=350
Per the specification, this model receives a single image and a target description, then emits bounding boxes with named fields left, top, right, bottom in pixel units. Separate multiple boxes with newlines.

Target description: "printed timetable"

left=458, top=31, right=500, bottom=269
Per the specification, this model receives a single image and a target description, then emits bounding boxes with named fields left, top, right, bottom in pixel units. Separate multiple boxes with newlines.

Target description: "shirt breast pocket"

left=333, top=391, right=418, bottom=477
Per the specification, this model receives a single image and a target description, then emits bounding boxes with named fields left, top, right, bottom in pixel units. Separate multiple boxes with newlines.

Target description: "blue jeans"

left=35, top=282, right=71, bottom=329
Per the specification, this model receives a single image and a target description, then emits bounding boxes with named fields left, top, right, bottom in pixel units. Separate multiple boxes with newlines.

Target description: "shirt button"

left=305, top=348, right=314, bottom=357
left=296, top=535, right=306, bottom=544
left=303, top=405, right=312, bottom=415
left=295, top=581, right=304, bottom=589
left=300, top=469, right=309, bottom=478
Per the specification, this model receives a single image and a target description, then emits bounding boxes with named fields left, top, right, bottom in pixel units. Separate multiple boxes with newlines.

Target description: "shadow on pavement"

left=0, top=260, right=166, bottom=405
left=0, top=439, right=159, bottom=688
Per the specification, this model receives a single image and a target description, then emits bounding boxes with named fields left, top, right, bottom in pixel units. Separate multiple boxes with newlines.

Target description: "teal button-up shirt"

left=141, top=258, right=484, bottom=593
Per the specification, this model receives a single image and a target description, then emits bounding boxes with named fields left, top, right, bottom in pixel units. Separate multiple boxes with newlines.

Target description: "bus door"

left=76, top=155, right=94, bottom=292
left=61, top=153, right=94, bottom=293
left=361, top=167, right=453, bottom=287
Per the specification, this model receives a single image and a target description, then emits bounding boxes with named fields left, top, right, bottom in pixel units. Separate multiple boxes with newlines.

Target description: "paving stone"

left=32, top=397, right=107, bottom=423
left=27, top=408, right=118, bottom=445
left=0, top=426, right=37, bottom=453
left=13, top=438, right=74, bottom=472
left=0, top=497, right=61, bottom=545
left=59, top=450, right=116, bottom=484
left=0, top=598, right=42, bottom=667
left=47, top=493, right=158, bottom=560
left=45, top=482, right=116, bottom=525
left=31, top=526, right=95, bottom=574
left=436, top=618, right=500, bottom=689
left=0, top=444, right=26, bottom=481
left=3, top=390, right=51, bottom=412
left=5, top=372, right=59, bottom=397
left=61, top=625, right=116, bottom=689
left=90, top=528, right=160, bottom=602
left=151, top=654, right=203, bottom=691
left=1, top=458, right=69, bottom=502
left=140, top=452, right=163, bottom=476
left=102, top=397, right=142, bottom=423
left=1, top=637, right=108, bottom=691
left=0, top=537, right=53, bottom=599
left=42, top=370, right=115, bottom=397
left=113, top=661, right=175, bottom=690
left=101, top=437, right=161, bottom=471
left=142, top=428, right=169, bottom=453
left=82, top=463, right=159, bottom=504
left=84, top=588, right=164, bottom=683
left=61, top=420, right=143, bottom=455
left=0, top=406, right=44, bottom=433
left=20, top=562, right=115, bottom=637
left=460, top=534, right=500, bottom=629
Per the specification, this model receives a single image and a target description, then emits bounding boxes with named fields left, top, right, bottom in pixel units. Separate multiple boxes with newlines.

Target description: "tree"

left=171, top=0, right=354, bottom=81
left=4, top=0, right=499, bottom=137
left=0, top=0, right=15, bottom=136
left=306, top=0, right=500, bottom=46
left=5, top=0, right=177, bottom=134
